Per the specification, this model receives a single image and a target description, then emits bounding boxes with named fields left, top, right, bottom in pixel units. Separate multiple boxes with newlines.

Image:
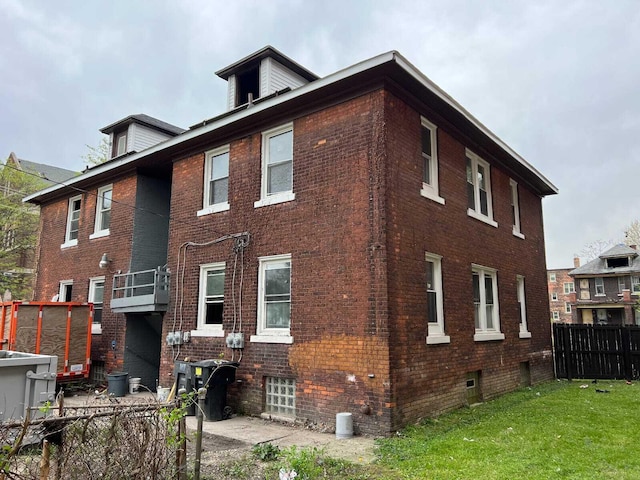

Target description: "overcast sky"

left=1, top=0, right=638, bottom=269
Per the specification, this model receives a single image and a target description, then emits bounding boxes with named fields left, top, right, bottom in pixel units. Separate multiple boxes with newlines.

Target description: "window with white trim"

left=563, top=282, right=575, bottom=294
left=265, top=377, right=295, bottom=417
left=253, top=255, right=292, bottom=341
left=199, top=146, right=230, bottom=215
left=472, top=265, right=504, bottom=341
left=194, top=263, right=225, bottom=336
left=58, top=280, right=73, bottom=302
left=551, top=292, right=558, bottom=301
left=564, top=302, right=572, bottom=314
left=91, top=185, right=112, bottom=238
left=549, top=273, right=557, bottom=282
left=255, top=124, right=294, bottom=208
left=420, top=118, right=444, bottom=204
left=89, top=276, right=105, bottom=335
left=426, top=253, right=449, bottom=344
left=552, top=311, right=560, bottom=321
left=595, top=277, right=605, bottom=296
left=632, top=276, right=640, bottom=294
left=113, top=130, right=127, bottom=158
left=517, top=275, right=530, bottom=338
left=466, top=150, right=496, bottom=226
left=62, top=195, right=82, bottom=247
left=618, top=277, right=626, bottom=294
left=510, top=179, right=524, bottom=238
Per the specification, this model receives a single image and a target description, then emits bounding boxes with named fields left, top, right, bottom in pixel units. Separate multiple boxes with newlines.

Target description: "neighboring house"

left=569, top=244, right=640, bottom=325
left=0, top=152, right=76, bottom=299
left=548, top=261, right=579, bottom=323
left=25, top=46, right=557, bottom=435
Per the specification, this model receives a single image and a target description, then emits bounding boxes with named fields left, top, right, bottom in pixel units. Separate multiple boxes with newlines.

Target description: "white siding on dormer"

left=130, top=124, right=172, bottom=153
left=227, top=75, right=237, bottom=111
left=261, top=57, right=308, bottom=96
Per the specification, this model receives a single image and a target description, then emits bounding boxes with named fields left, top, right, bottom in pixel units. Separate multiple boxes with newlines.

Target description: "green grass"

left=376, top=380, right=640, bottom=479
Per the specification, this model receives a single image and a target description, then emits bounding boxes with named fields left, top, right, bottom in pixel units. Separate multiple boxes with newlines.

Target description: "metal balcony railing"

left=110, top=267, right=170, bottom=313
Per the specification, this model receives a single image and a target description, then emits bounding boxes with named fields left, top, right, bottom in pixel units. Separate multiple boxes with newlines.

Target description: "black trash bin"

left=174, top=360, right=195, bottom=416
left=190, top=359, right=239, bottom=421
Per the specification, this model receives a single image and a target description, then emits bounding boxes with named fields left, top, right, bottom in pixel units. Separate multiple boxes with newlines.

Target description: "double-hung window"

left=89, top=277, right=105, bottom=335
left=517, top=275, right=531, bottom=338
left=254, top=124, right=294, bottom=208
left=58, top=280, right=73, bottom=302
left=632, top=276, right=640, bottom=294
left=472, top=265, right=504, bottom=341
left=193, top=263, right=225, bottom=337
left=425, top=253, right=449, bottom=344
left=113, top=130, right=127, bottom=158
left=551, top=292, right=558, bottom=301
left=198, top=146, right=230, bottom=215
left=91, top=185, right=112, bottom=238
left=251, top=254, right=292, bottom=343
left=595, top=277, right=605, bottom=296
left=510, top=179, right=524, bottom=238
left=466, top=149, right=497, bottom=227
left=563, top=282, right=575, bottom=294
left=62, top=195, right=82, bottom=248
left=420, top=118, right=444, bottom=204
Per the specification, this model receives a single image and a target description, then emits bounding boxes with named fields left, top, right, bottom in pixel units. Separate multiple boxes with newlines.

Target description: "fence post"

left=561, top=323, right=573, bottom=381
left=176, top=393, right=187, bottom=480
left=621, top=326, right=633, bottom=381
left=193, top=387, right=207, bottom=480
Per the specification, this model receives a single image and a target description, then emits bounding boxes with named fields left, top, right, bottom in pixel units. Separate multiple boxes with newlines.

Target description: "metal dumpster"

left=190, top=359, right=238, bottom=421
left=0, top=351, right=58, bottom=422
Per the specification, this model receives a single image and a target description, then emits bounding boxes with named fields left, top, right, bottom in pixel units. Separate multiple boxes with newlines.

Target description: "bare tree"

left=624, top=220, right=640, bottom=247
left=577, top=239, right=615, bottom=263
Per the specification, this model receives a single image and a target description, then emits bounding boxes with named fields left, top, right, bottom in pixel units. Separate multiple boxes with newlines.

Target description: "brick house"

left=547, top=262, right=578, bottom=323
left=26, top=46, right=557, bottom=435
left=568, top=244, right=640, bottom=325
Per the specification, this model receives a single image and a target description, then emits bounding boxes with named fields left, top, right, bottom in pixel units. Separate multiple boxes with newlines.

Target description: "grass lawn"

left=375, top=380, right=640, bottom=479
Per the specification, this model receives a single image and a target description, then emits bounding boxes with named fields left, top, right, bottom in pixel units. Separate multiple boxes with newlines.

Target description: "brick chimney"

left=573, top=257, right=580, bottom=268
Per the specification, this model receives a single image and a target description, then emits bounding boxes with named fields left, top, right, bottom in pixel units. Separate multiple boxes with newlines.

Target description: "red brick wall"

left=548, top=268, right=575, bottom=323
left=383, top=91, right=553, bottom=429
left=34, top=176, right=137, bottom=372
left=164, top=91, right=392, bottom=434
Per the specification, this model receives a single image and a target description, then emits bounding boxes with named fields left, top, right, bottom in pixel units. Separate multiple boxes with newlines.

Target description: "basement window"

left=265, top=377, right=295, bottom=417
left=236, top=66, right=260, bottom=106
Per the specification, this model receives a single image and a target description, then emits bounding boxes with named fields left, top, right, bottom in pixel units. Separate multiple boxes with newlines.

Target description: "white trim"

left=419, top=117, right=445, bottom=205
left=25, top=50, right=556, bottom=205
left=517, top=275, right=530, bottom=338
left=472, top=264, right=503, bottom=341
left=89, top=276, right=105, bottom=335
left=425, top=252, right=447, bottom=341
left=58, top=279, right=73, bottom=302
left=250, top=334, right=294, bottom=344
left=92, top=184, right=112, bottom=237
left=257, top=254, right=292, bottom=337
left=254, top=192, right=295, bottom=208
left=474, top=332, right=506, bottom=341
left=258, top=123, right=294, bottom=204
left=202, top=145, right=230, bottom=211
left=426, top=334, right=451, bottom=345
left=197, top=262, right=225, bottom=333
left=510, top=179, right=524, bottom=239
left=518, top=331, right=532, bottom=339
left=62, top=195, right=82, bottom=247
left=466, top=149, right=497, bottom=227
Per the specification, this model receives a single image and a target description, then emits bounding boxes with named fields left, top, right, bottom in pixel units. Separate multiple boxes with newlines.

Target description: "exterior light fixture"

left=99, top=253, right=111, bottom=270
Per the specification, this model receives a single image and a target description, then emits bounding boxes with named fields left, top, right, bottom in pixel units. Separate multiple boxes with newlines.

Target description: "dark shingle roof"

left=8, top=154, right=78, bottom=185
left=100, top=114, right=185, bottom=136
left=569, top=244, right=640, bottom=276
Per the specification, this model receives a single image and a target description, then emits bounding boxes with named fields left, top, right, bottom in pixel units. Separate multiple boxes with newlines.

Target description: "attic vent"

left=607, top=257, right=629, bottom=268
left=236, top=66, right=259, bottom=106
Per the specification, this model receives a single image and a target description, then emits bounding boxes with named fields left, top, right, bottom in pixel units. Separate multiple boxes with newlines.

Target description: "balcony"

left=110, top=267, right=169, bottom=313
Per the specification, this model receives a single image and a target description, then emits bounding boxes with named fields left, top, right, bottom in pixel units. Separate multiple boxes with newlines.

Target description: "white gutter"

left=25, top=50, right=557, bottom=201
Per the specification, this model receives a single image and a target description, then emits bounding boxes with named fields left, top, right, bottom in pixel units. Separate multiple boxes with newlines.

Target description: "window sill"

left=89, top=230, right=110, bottom=240
left=254, top=192, right=295, bottom=208
left=250, top=334, right=294, bottom=344
left=519, top=331, right=532, bottom=339
left=426, top=334, right=451, bottom=345
left=91, top=324, right=102, bottom=335
left=512, top=228, right=525, bottom=239
left=60, top=240, right=78, bottom=249
left=197, top=202, right=230, bottom=217
left=594, top=294, right=606, bottom=297
left=467, top=209, right=498, bottom=228
left=474, top=332, right=505, bottom=342
left=190, top=329, right=224, bottom=338
left=420, top=186, right=445, bottom=205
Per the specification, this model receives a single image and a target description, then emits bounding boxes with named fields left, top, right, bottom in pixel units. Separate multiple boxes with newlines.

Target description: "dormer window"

left=236, top=67, right=260, bottom=106
left=606, top=257, right=629, bottom=268
left=113, top=130, right=128, bottom=158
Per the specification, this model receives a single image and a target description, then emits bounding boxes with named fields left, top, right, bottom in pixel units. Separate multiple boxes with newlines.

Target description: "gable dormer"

left=100, top=114, right=185, bottom=160
left=216, top=46, right=319, bottom=111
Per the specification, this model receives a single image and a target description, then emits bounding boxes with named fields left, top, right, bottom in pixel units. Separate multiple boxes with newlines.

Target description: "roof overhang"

left=25, top=51, right=557, bottom=205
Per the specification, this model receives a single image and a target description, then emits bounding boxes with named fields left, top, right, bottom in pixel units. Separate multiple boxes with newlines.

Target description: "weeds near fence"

left=0, top=397, right=191, bottom=480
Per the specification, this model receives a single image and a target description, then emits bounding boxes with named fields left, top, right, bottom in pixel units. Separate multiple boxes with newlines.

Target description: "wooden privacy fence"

left=553, top=323, right=640, bottom=380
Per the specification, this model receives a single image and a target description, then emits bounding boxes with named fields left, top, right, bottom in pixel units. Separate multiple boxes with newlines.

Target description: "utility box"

left=190, top=359, right=238, bottom=421
left=0, top=351, right=58, bottom=422
left=1, top=302, right=92, bottom=383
